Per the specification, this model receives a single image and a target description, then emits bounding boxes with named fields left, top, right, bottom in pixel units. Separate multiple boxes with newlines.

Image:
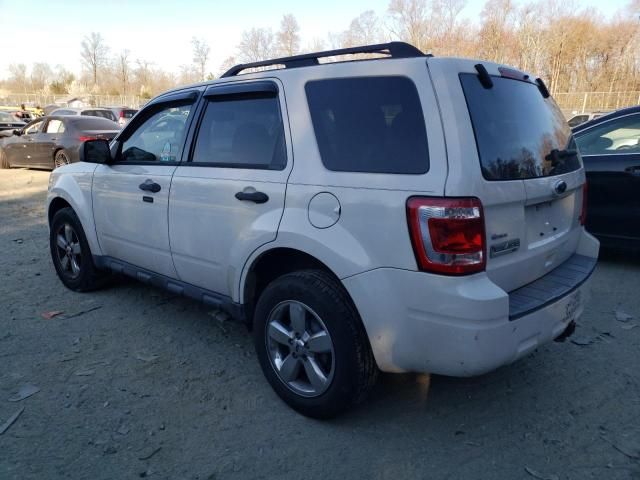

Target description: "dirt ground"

left=0, top=168, right=639, bottom=480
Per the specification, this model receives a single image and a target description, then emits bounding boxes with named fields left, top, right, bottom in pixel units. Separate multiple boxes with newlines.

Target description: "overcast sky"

left=0, top=0, right=633, bottom=78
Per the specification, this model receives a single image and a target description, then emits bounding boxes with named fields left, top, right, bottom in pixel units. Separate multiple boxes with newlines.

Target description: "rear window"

left=460, top=74, right=580, bottom=180
left=305, top=76, right=429, bottom=174
left=82, top=110, right=116, bottom=121
left=122, top=109, right=137, bottom=119
left=70, top=117, right=118, bottom=130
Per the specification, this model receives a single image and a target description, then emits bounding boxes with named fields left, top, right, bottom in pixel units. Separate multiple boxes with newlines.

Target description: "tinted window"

left=121, top=104, right=191, bottom=162
left=45, top=119, right=65, bottom=133
left=305, top=77, right=429, bottom=174
left=575, top=114, right=640, bottom=155
left=460, top=74, right=580, bottom=180
left=82, top=110, right=117, bottom=121
left=568, top=115, right=588, bottom=128
left=192, top=94, right=285, bottom=169
left=70, top=117, right=119, bottom=130
left=54, top=110, right=74, bottom=115
left=123, top=109, right=137, bottom=119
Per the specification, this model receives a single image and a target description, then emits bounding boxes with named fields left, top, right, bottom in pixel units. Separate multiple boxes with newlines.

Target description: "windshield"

left=460, top=74, right=581, bottom=181
left=0, top=111, right=18, bottom=122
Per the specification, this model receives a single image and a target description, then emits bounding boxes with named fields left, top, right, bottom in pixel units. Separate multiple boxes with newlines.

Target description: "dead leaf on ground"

left=41, top=311, right=64, bottom=320
left=615, top=310, right=634, bottom=322
left=136, top=353, right=159, bottom=362
left=8, top=384, right=40, bottom=402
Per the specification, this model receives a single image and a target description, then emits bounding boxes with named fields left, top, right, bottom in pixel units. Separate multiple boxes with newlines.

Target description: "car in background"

left=0, top=116, right=119, bottom=170
left=50, top=107, right=118, bottom=123
left=568, top=111, right=608, bottom=128
left=574, top=105, right=640, bottom=249
left=107, top=106, right=138, bottom=127
left=0, top=111, right=26, bottom=137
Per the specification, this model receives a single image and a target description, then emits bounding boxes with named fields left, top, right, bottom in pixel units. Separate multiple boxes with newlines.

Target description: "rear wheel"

left=54, top=150, right=70, bottom=169
left=253, top=270, right=377, bottom=418
left=0, top=147, right=9, bottom=169
left=50, top=207, right=107, bottom=291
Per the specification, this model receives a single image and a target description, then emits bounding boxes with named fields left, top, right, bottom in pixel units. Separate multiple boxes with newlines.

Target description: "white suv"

left=47, top=42, right=599, bottom=418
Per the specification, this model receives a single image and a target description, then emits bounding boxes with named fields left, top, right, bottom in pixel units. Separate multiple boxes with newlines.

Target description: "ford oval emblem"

left=554, top=180, right=567, bottom=195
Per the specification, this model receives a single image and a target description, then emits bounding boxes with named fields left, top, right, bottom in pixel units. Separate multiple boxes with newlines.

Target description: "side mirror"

left=13, top=129, right=22, bottom=136
left=80, top=139, right=112, bottom=164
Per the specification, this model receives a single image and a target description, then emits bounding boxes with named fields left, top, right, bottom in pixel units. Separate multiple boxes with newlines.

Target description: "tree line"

left=1, top=0, right=638, bottom=100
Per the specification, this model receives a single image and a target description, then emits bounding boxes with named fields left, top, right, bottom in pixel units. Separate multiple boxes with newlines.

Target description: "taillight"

left=407, top=197, right=486, bottom=275
left=79, top=135, right=96, bottom=142
left=579, top=182, right=588, bottom=226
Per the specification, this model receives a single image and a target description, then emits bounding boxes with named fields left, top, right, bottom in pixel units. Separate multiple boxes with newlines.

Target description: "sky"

left=0, top=0, right=634, bottom=79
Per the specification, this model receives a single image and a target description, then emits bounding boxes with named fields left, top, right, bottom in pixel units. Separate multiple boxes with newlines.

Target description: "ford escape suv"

left=47, top=42, right=599, bottom=418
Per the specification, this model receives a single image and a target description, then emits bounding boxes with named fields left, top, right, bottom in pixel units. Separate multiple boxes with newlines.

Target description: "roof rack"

left=221, top=41, right=426, bottom=78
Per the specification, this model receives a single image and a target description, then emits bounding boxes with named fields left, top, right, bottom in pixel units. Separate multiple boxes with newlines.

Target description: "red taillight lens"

left=79, top=135, right=96, bottom=142
left=579, top=182, right=588, bottom=226
left=407, top=197, right=486, bottom=275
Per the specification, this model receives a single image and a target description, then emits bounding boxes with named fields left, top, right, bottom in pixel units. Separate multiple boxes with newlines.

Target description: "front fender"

left=47, top=164, right=101, bottom=255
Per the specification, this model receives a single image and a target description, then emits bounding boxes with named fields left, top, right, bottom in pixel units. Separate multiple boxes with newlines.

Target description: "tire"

left=253, top=270, right=378, bottom=418
left=54, top=149, right=71, bottom=169
left=0, top=147, right=9, bottom=169
left=50, top=207, right=107, bottom=292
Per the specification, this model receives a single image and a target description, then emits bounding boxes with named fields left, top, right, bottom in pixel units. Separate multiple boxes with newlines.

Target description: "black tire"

left=50, top=207, right=107, bottom=292
left=0, top=147, right=9, bottom=169
left=53, top=149, right=71, bottom=169
left=253, top=270, right=378, bottom=418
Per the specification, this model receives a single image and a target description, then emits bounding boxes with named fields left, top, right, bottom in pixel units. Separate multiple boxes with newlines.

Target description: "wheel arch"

left=241, top=247, right=354, bottom=324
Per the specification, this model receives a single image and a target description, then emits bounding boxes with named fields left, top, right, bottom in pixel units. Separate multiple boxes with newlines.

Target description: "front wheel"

left=253, top=270, right=378, bottom=418
left=50, top=207, right=107, bottom=291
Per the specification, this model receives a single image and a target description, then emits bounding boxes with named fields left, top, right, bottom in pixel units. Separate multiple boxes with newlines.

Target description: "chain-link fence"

left=554, top=91, right=640, bottom=114
left=0, top=93, right=145, bottom=109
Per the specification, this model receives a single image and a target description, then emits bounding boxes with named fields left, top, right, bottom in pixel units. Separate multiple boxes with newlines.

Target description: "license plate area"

left=525, top=197, right=573, bottom=248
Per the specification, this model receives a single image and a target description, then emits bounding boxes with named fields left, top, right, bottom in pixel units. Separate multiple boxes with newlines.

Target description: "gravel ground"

left=0, top=168, right=639, bottom=480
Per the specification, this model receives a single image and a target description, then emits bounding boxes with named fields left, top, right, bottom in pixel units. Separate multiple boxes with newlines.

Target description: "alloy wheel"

left=265, top=300, right=336, bottom=397
left=54, top=152, right=70, bottom=169
left=55, top=223, right=82, bottom=279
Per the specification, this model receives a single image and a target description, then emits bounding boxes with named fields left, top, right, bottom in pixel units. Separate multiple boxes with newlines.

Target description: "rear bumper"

left=342, top=230, right=599, bottom=376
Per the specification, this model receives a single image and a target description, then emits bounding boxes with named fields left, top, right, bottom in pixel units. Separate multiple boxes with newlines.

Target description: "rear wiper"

left=545, top=148, right=577, bottom=164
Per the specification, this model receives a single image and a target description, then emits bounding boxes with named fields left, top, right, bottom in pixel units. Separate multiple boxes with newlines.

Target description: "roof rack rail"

left=221, top=41, right=426, bottom=78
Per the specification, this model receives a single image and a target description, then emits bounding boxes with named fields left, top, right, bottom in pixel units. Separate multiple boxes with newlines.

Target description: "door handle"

left=235, top=190, right=269, bottom=204
left=139, top=179, right=161, bottom=193
left=625, top=166, right=640, bottom=176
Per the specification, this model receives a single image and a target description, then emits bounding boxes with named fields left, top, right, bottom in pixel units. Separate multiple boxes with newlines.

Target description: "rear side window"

left=460, top=74, right=580, bottom=180
left=305, top=76, right=429, bottom=174
left=575, top=114, right=640, bottom=155
left=70, top=117, right=119, bottom=130
left=191, top=95, right=286, bottom=169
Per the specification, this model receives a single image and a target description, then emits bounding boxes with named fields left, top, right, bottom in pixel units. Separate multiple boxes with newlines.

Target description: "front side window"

left=191, top=94, right=286, bottom=169
left=25, top=121, right=43, bottom=134
left=46, top=119, right=65, bottom=134
left=305, top=76, right=429, bottom=174
left=120, top=104, right=192, bottom=163
left=575, top=114, right=640, bottom=155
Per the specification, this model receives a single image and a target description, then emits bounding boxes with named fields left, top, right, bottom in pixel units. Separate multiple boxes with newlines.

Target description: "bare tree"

left=8, top=64, right=28, bottom=94
left=238, top=28, right=274, bottom=63
left=116, top=50, right=131, bottom=95
left=276, top=14, right=301, bottom=56
left=341, top=10, right=382, bottom=47
left=30, top=63, right=53, bottom=92
left=387, top=0, right=429, bottom=51
left=191, top=37, right=211, bottom=81
left=80, top=32, right=109, bottom=87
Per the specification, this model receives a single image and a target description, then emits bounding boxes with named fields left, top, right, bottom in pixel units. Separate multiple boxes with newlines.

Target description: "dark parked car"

left=0, top=116, right=119, bottom=170
left=574, top=105, right=640, bottom=248
left=107, top=106, right=138, bottom=127
left=0, top=111, right=26, bottom=136
left=50, top=107, right=118, bottom=123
